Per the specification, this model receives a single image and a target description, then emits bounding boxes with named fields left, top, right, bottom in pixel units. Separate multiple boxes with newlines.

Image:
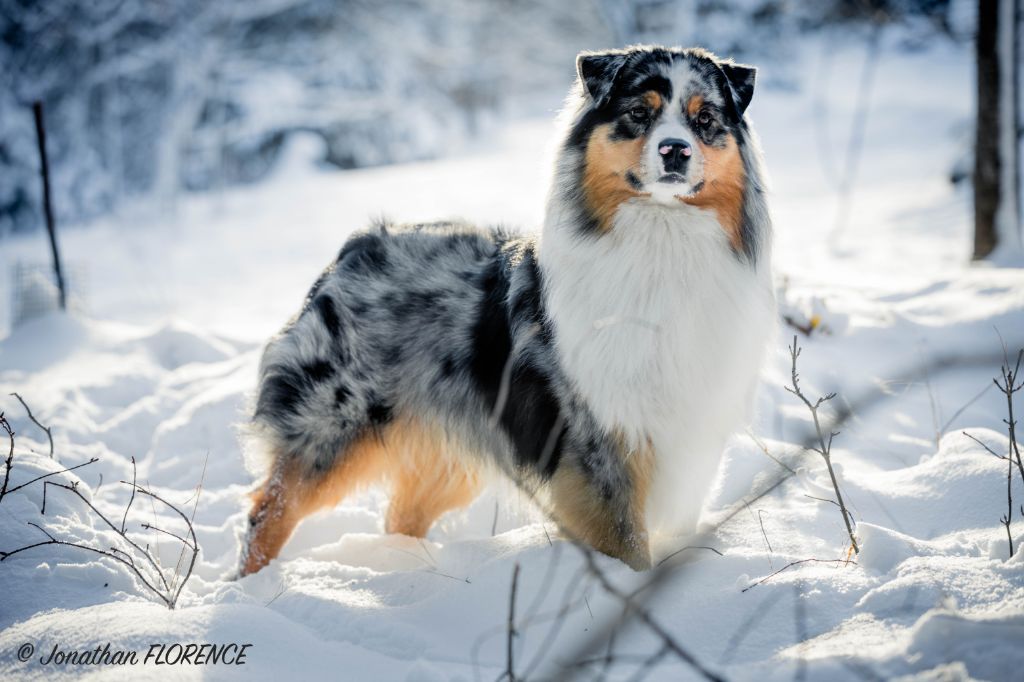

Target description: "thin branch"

left=758, top=510, right=774, bottom=570
left=747, top=429, right=798, bottom=475
left=501, top=563, right=521, bottom=682
left=581, top=549, right=725, bottom=682
left=121, top=456, right=136, bottom=534
left=42, top=480, right=171, bottom=593
left=786, top=336, right=859, bottom=554
left=1, top=522, right=170, bottom=607
left=742, top=558, right=856, bottom=593
left=3, top=457, right=99, bottom=498
left=655, top=545, right=724, bottom=567
left=962, top=430, right=1007, bottom=460
left=940, top=382, right=993, bottom=435
left=120, top=481, right=200, bottom=607
left=991, top=345, right=1023, bottom=556
left=0, top=413, right=14, bottom=501
left=10, top=393, right=54, bottom=458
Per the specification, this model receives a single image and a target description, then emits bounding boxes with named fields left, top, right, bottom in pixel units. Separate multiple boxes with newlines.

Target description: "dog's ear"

left=576, top=50, right=628, bottom=108
left=720, top=61, right=756, bottom=115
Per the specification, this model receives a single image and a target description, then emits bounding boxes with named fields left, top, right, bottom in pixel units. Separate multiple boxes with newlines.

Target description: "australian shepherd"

left=238, top=46, right=776, bottom=575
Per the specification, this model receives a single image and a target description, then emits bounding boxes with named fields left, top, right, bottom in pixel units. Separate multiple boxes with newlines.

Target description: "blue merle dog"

left=239, top=46, right=776, bottom=576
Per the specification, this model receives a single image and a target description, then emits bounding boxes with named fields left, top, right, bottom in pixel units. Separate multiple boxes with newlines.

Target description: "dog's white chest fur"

left=540, top=201, right=775, bottom=535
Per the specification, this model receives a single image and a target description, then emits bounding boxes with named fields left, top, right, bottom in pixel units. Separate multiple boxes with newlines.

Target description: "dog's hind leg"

left=239, top=433, right=388, bottom=577
left=383, top=419, right=482, bottom=538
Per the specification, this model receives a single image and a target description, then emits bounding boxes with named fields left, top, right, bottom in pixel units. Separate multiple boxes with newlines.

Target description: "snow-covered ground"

left=2, top=31, right=1024, bottom=681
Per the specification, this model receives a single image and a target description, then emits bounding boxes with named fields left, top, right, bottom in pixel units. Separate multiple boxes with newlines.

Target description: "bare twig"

left=10, top=393, right=54, bottom=458
left=742, top=558, right=857, bottom=593
left=991, top=346, right=1023, bottom=558
left=171, top=451, right=207, bottom=593
left=500, top=563, right=522, bottom=682
left=962, top=431, right=1008, bottom=460
left=2, top=522, right=167, bottom=603
left=580, top=549, right=725, bottom=682
left=121, top=456, right=136, bottom=533
left=758, top=509, right=774, bottom=570
left=1002, top=455, right=1014, bottom=559
left=940, top=382, right=993, bottom=435
left=2, top=457, right=98, bottom=499
left=747, top=429, right=798, bottom=475
left=119, top=481, right=200, bottom=607
left=1, top=413, right=13, bottom=501
left=1, top=427, right=200, bottom=610
left=995, top=349, right=1024, bottom=488
left=655, top=545, right=723, bottom=567
left=785, top=336, right=859, bottom=554
left=41, top=479, right=171, bottom=593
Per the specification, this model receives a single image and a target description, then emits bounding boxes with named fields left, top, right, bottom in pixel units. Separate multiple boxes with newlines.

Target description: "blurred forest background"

left=0, top=0, right=968, bottom=235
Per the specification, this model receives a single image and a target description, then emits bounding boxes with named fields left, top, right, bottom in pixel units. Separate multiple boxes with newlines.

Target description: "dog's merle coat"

left=256, top=223, right=576, bottom=478
left=240, top=46, right=776, bottom=575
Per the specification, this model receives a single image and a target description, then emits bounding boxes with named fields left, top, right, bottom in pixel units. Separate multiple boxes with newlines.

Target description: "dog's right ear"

left=576, top=50, right=628, bottom=109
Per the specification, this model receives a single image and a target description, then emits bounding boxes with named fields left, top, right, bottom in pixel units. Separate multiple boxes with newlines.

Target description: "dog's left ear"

left=721, top=61, right=756, bottom=115
left=577, top=50, right=628, bottom=109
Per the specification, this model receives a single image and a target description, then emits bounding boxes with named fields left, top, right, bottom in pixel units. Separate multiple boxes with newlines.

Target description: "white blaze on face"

left=642, top=60, right=723, bottom=205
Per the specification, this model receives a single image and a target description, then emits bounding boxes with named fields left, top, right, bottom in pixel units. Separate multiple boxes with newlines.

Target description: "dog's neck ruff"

left=538, top=197, right=775, bottom=531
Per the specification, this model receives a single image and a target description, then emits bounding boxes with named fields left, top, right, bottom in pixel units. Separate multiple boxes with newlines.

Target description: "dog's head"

left=567, top=46, right=757, bottom=241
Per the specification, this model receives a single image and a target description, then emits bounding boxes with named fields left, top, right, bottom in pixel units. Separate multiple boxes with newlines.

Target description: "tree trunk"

left=975, top=0, right=1022, bottom=260
left=974, top=0, right=1001, bottom=260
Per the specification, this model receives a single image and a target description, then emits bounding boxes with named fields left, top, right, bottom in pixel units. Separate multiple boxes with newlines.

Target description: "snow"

left=2, top=29, right=1024, bottom=681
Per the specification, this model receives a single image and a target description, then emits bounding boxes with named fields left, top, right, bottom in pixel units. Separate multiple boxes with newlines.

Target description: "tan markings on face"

left=582, top=123, right=648, bottom=233
left=686, top=94, right=704, bottom=118
left=679, top=134, right=745, bottom=251
left=643, top=91, right=663, bottom=110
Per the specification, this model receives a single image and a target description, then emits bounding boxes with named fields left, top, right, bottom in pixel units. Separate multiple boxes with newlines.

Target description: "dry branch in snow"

left=993, top=347, right=1023, bottom=558
left=10, top=392, right=54, bottom=458
left=0, top=399, right=199, bottom=609
left=785, top=335, right=859, bottom=554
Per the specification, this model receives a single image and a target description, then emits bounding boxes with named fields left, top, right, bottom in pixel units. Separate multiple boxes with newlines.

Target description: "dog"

left=238, top=45, right=775, bottom=576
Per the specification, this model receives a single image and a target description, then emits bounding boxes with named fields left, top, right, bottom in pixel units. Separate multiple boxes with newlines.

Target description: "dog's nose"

left=658, top=138, right=692, bottom=173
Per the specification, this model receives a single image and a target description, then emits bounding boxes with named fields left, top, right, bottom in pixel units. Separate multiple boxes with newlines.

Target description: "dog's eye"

left=697, top=110, right=713, bottom=127
left=628, top=107, right=650, bottom=123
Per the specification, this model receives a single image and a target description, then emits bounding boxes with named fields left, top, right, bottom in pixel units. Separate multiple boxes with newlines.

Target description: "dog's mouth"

left=674, top=179, right=705, bottom=200
left=657, top=173, right=686, bottom=185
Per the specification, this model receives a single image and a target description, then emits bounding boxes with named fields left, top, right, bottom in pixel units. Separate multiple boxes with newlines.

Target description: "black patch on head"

left=720, top=61, right=756, bottom=115
left=577, top=51, right=629, bottom=108
left=566, top=48, right=676, bottom=238
left=681, top=49, right=755, bottom=125
left=569, top=50, right=673, bottom=151
left=440, top=353, right=461, bottom=378
left=337, top=232, right=389, bottom=274
left=334, top=385, right=352, bottom=406
left=301, top=359, right=335, bottom=383
left=300, top=263, right=336, bottom=314
left=367, top=399, right=393, bottom=425
left=255, top=370, right=304, bottom=419
left=313, top=294, right=341, bottom=338
left=468, top=249, right=564, bottom=478
left=625, top=171, right=643, bottom=191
